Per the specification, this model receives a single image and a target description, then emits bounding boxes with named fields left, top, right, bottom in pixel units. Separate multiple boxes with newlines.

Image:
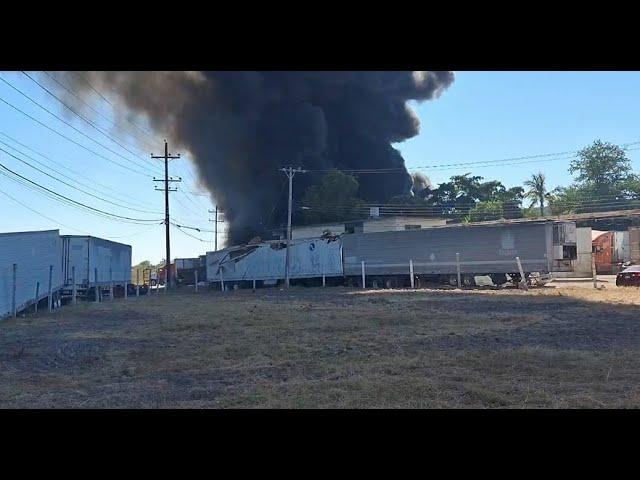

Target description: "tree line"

left=300, top=139, right=640, bottom=224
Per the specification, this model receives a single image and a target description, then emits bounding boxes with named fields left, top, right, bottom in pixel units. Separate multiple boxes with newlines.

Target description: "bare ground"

left=1, top=283, right=639, bottom=408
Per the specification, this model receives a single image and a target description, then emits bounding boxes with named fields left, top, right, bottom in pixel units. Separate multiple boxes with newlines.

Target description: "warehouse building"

left=291, top=208, right=449, bottom=239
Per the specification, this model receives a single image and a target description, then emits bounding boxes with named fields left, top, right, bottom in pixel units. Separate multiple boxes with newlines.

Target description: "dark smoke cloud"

left=65, top=71, right=454, bottom=244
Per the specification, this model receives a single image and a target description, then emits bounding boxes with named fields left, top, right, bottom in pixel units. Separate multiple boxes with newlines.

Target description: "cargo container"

left=206, top=236, right=343, bottom=288
left=61, top=236, right=132, bottom=287
left=1, top=230, right=63, bottom=318
left=341, top=220, right=576, bottom=287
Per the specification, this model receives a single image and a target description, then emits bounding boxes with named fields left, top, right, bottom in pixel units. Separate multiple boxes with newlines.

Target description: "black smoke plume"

left=65, top=71, right=454, bottom=244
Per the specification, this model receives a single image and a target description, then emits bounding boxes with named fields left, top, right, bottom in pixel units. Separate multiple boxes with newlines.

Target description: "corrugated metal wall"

left=61, top=236, right=132, bottom=285
left=342, top=222, right=553, bottom=276
left=0, top=230, right=62, bottom=318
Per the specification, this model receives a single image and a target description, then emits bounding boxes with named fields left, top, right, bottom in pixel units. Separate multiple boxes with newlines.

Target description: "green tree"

left=523, top=172, right=549, bottom=216
left=551, top=140, right=640, bottom=214
left=570, top=140, right=633, bottom=194
left=468, top=200, right=505, bottom=222
left=300, top=170, right=365, bottom=224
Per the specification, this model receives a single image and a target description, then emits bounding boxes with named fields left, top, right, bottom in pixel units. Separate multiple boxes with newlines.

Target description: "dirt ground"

left=1, top=281, right=639, bottom=408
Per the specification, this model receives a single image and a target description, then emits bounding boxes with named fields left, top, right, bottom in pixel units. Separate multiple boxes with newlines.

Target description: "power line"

left=0, top=140, right=164, bottom=215
left=0, top=74, right=158, bottom=176
left=0, top=93, right=151, bottom=178
left=0, top=150, right=163, bottom=223
left=22, top=71, right=163, bottom=173
left=0, top=130, right=162, bottom=211
left=0, top=186, right=161, bottom=240
left=73, top=71, right=159, bottom=141
left=41, top=71, right=158, bottom=152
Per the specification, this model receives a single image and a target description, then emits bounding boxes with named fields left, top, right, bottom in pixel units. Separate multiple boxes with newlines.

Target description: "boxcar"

left=341, top=220, right=577, bottom=287
left=206, top=236, right=343, bottom=289
left=0, top=229, right=63, bottom=318
left=61, top=235, right=132, bottom=287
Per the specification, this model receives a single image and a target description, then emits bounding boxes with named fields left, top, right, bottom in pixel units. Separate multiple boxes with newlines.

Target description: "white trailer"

left=206, top=236, right=343, bottom=287
left=61, top=236, right=132, bottom=287
left=0, top=229, right=63, bottom=319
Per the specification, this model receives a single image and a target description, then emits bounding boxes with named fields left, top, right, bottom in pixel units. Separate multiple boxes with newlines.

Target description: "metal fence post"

left=72, top=266, right=77, bottom=305
left=12, top=263, right=17, bottom=318
left=195, top=270, right=199, bottom=293
left=456, top=253, right=461, bottom=287
left=48, top=265, right=53, bottom=312
left=409, top=259, right=415, bottom=289
left=34, top=281, right=40, bottom=313
left=592, top=252, right=598, bottom=289
left=109, top=267, right=114, bottom=301
left=361, top=260, right=366, bottom=289
left=515, top=256, right=528, bottom=291
left=219, top=269, right=225, bottom=292
left=94, top=268, right=99, bottom=303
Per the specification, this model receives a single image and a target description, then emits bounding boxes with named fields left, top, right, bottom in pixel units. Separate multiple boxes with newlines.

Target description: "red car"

left=616, top=265, right=640, bottom=287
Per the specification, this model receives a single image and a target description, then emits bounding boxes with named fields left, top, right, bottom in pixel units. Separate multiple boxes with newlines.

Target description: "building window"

left=404, top=225, right=421, bottom=230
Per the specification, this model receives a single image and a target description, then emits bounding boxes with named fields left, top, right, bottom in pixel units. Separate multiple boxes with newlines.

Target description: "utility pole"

left=152, top=140, right=181, bottom=290
left=208, top=206, right=224, bottom=251
left=279, top=166, right=306, bottom=288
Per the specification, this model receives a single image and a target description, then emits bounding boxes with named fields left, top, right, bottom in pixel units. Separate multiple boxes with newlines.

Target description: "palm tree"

left=524, top=172, right=549, bottom=216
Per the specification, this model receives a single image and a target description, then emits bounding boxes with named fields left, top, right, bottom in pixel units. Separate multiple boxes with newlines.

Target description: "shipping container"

left=206, top=236, right=343, bottom=285
left=341, top=220, right=576, bottom=280
left=0, top=230, right=63, bottom=318
left=61, top=236, right=132, bottom=286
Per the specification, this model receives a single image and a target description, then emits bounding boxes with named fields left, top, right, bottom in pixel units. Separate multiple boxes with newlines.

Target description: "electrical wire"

left=0, top=74, right=158, bottom=176
left=0, top=93, right=151, bottom=178
left=0, top=151, right=163, bottom=223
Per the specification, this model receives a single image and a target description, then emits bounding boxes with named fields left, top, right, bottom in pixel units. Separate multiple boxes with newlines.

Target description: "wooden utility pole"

left=152, top=140, right=181, bottom=290
left=279, top=166, right=306, bottom=288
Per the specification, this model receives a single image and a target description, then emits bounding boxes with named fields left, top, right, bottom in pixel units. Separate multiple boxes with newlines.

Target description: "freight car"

left=1, top=229, right=63, bottom=319
left=206, top=220, right=578, bottom=289
left=60, top=235, right=132, bottom=299
left=342, top=220, right=576, bottom=287
left=206, top=236, right=343, bottom=289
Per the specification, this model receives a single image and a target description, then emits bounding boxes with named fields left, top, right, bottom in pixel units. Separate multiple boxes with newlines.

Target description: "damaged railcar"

left=206, top=236, right=343, bottom=289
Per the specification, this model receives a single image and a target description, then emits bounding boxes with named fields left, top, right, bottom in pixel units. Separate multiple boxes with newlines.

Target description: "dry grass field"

left=1, top=282, right=639, bottom=408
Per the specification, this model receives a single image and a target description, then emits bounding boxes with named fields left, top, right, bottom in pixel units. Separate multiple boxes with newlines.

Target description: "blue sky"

left=1, top=71, right=639, bottom=264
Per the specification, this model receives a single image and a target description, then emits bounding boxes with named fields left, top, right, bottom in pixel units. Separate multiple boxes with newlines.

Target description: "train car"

left=341, top=220, right=577, bottom=287
left=1, top=230, right=63, bottom=319
left=206, top=236, right=343, bottom=289
left=61, top=235, right=132, bottom=288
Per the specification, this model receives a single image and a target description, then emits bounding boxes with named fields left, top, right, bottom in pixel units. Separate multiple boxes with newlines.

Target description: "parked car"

left=616, top=265, right=640, bottom=287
